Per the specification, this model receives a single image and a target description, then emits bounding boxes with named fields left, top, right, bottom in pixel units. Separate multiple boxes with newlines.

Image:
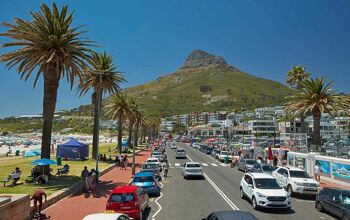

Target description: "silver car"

left=175, top=148, right=187, bottom=159
left=182, top=162, right=204, bottom=179
left=237, top=159, right=257, bottom=172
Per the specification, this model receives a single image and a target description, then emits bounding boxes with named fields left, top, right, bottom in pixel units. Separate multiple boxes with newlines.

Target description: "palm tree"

left=285, top=66, right=310, bottom=133
left=0, top=3, right=92, bottom=159
left=105, top=92, right=132, bottom=153
left=285, top=77, right=350, bottom=146
left=78, top=52, right=126, bottom=158
left=128, top=101, right=142, bottom=175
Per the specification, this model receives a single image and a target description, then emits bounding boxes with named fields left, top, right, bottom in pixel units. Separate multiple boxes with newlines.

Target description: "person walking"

left=164, top=161, right=169, bottom=178
left=87, top=169, right=97, bottom=197
left=31, top=189, right=47, bottom=218
left=314, top=162, right=321, bottom=183
left=81, top=166, right=89, bottom=192
left=123, top=154, right=128, bottom=170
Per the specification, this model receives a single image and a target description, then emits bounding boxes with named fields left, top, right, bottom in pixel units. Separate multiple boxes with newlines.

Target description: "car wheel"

left=252, top=197, right=258, bottom=210
left=342, top=213, right=350, bottom=220
left=287, top=185, right=293, bottom=196
left=315, top=201, right=323, bottom=212
left=240, top=187, right=245, bottom=199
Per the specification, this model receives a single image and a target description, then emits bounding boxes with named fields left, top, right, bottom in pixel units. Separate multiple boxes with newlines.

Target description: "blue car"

left=132, top=171, right=161, bottom=196
left=206, top=147, right=214, bottom=155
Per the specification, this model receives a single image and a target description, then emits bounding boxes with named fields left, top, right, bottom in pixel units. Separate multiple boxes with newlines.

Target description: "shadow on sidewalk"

left=69, top=180, right=128, bottom=199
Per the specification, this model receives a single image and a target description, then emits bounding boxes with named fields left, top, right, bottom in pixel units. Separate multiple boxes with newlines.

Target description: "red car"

left=106, top=185, right=149, bottom=220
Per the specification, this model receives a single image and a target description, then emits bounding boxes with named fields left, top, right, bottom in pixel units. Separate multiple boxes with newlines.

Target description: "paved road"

left=148, top=142, right=337, bottom=220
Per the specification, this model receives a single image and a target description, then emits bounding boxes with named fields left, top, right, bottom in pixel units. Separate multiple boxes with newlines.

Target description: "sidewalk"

left=320, top=178, right=350, bottom=190
left=43, top=149, right=151, bottom=220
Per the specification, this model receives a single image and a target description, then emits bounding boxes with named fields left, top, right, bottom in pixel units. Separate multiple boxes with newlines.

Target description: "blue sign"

left=333, top=163, right=350, bottom=180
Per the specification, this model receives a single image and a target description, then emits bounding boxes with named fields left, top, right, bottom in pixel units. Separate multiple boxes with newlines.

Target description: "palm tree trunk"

left=128, top=121, right=133, bottom=149
left=132, top=122, right=137, bottom=175
left=313, top=111, right=321, bottom=146
left=134, top=122, right=139, bottom=147
left=117, top=116, right=123, bottom=154
left=92, top=89, right=101, bottom=159
left=41, top=66, right=60, bottom=160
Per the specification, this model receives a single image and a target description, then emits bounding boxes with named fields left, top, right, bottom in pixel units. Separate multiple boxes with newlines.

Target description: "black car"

left=202, top=211, right=257, bottom=220
left=315, top=188, right=350, bottom=220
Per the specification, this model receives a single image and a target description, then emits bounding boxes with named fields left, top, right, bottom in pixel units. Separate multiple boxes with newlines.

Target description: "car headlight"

left=257, top=192, right=267, bottom=198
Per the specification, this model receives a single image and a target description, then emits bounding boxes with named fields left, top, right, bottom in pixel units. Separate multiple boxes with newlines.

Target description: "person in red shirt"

left=31, top=189, right=47, bottom=217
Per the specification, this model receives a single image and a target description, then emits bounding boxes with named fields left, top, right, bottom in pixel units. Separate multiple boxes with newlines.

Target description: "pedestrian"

left=87, top=169, right=97, bottom=197
left=81, top=166, right=89, bottom=192
left=314, top=162, right=321, bottom=183
left=119, top=155, right=124, bottom=169
left=123, top=154, right=128, bottom=170
left=273, top=155, right=278, bottom=167
left=31, top=189, right=47, bottom=218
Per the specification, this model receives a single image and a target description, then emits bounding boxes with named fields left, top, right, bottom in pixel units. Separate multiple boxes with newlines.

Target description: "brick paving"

left=42, top=149, right=151, bottom=220
left=320, top=178, right=350, bottom=190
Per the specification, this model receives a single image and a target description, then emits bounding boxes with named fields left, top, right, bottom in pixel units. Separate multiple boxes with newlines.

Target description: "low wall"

left=0, top=194, right=30, bottom=220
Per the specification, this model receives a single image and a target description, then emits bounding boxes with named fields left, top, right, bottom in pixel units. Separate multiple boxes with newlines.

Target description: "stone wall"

left=0, top=194, right=30, bottom=220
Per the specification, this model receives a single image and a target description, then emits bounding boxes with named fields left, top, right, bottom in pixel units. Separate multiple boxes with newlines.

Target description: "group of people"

left=115, top=154, right=128, bottom=170
left=81, top=166, right=97, bottom=197
left=99, top=153, right=112, bottom=161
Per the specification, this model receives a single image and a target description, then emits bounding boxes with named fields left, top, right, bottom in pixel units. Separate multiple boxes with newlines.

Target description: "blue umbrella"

left=31, top=158, right=57, bottom=166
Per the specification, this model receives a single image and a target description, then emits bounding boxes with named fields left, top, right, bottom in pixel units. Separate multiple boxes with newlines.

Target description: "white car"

left=272, top=166, right=320, bottom=196
left=217, top=151, right=233, bottom=162
left=146, top=157, right=160, bottom=166
left=182, top=162, right=204, bottom=179
left=151, top=151, right=165, bottom=162
left=240, top=173, right=291, bottom=210
left=175, top=148, right=187, bottom=159
left=170, top=143, right=177, bottom=149
left=83, top=213, right=133, bottom=220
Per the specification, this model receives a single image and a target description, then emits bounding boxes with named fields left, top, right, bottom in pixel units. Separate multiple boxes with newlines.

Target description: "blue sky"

left=0, top=0, right=349, bottom=118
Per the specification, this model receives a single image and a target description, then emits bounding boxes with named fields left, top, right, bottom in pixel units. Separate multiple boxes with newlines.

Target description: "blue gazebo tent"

left=56, top=138, right=89, bottom=160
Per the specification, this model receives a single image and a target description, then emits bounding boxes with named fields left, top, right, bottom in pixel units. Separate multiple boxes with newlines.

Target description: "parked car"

left=240, top=173, right=291, bottom=210
left=237, top=159, right=257, bottom=172
left=206, top=147, right=214, bottom=155
left=182, top=162, right=204, bottom=179
left=272, top=166, right=320, bottom=196
left=141, top=162, right=160, bottom=178
left=218, top=151, right=233, bottom=162
left=83, top=213, right=133, bottom=220
left=315, top=188, right=350, bottom=220
left=214, top=150, right=222, bottom=159
left=202, top=211, right=257, bottom=220
left=251, top=163, right=276, bottom=175
left=131, top=171, right=161, bottom=196
left=151, top=151, right=165, bottom=162
left=175, top=148, right=187, bottom=159
left=212, top=149, right=220, bottom=158
left=105, top=185, right=149, bottom=220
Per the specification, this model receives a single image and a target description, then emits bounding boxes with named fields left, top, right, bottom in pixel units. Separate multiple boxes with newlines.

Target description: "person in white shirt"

left=314, top=163, right=321, bottom=182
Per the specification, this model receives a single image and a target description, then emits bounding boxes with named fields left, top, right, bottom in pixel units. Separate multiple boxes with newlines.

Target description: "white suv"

left=272, top=166, right=320, bottom=196
left=217, top=151, right=233, bottom=162
left=240, top=173, right=291, bottom=210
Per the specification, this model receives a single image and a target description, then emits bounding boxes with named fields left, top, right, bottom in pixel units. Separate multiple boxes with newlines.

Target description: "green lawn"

left=0, top=143, right=144, bottom=197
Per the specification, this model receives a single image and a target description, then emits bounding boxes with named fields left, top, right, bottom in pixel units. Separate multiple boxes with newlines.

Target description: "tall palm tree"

left=285, top=77, right=350, bottom=146
left=105, top=92, right=132, bottom=153
left=128, top=101, right=142, bottom=175
left=285, top=66, right=310, bottom=133
left=78, top=52, right=126, bottom=158
left=127, top=96, right=137, bottom=149
left=0, top=3, right=92, bottom=159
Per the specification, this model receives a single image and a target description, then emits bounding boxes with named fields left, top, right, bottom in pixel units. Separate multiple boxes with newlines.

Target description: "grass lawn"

left=0, top=143, right=145, bottom=197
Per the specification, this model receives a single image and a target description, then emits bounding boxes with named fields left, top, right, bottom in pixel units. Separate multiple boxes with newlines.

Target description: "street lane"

left=181, top=143, right=337, bottom=220
left=150, top=144, right=234, bottom=220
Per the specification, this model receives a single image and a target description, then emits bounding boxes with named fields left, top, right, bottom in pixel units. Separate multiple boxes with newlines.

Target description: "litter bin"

left=15, top=150, right=20, bottom=156
left=225, top=155, right=228, bottom=164
left=57, top=156, right=62, bottom=166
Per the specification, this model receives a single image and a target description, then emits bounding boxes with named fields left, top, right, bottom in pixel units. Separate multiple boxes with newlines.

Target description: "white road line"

left=211, top=163, right=218, bottom=166
left=168, top=163, right=171, bottom=166
left=152, top=181, right=164, bottom=220
left=220, top=163, right=226, bottom=167
left=202, top=163, right=209, bottom=166
left=175, top=163, right=180, bottom=167
left=186, top=155, right=240, bottom=211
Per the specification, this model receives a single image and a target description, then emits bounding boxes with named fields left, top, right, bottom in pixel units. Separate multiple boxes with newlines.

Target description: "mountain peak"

left=179, top=49, right=234, bottom=71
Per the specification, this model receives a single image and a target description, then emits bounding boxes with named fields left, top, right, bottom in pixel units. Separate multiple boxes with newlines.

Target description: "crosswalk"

left=169, top=162, right=229, bottom=168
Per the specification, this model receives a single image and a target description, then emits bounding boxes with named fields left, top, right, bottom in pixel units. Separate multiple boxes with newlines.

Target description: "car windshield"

left=134, top=176, right=154, bottom=182
left=255, top=178, right=282, bottom=189
left=221, top=152, right=229, bottom=155
left=177, top=149, right=185, bottom=152
left=262, top=165, right=274, bottom=172
left=289, top=170, right=310, bottom=178
left=246, top=160, right=256, bottom=165
left=187, top=164, right=200, bottom=168
left=147, top=159, right=158, bottom=163
left=343, top=194, right=350, bottom=205
left=109, top=193, right=134, bottom=202
left=143, top=164, right=157, bottom=169
left=152, top=152, right=161, bottom=155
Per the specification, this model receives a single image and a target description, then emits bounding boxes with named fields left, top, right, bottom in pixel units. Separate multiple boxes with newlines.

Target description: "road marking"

left=319, top=217, right=325, bottom=219
left=152, top=178, right=164, bottom=220
left=211, top=163, right=218, bottom=166
left=169, top=166, right=174, bottom=168
left=220, top=163, right=227, bottom=167
left=168, top=163, right=171, bottom=166
left=175, top=163, right=180, bottom=167
left=187, top=155, right=239, bottom=211
left=202, top=163, right=209, bottom=166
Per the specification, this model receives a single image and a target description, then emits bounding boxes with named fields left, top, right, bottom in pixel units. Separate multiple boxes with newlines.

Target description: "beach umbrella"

left=31, top=158, right=57, bottom=166
left=268, top=145, right=273, bottom=161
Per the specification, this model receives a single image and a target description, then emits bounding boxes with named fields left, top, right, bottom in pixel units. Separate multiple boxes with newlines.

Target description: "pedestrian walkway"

left=43, top=149, right=152, bottom=220
left=320, top=178, right=350, bottom=190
